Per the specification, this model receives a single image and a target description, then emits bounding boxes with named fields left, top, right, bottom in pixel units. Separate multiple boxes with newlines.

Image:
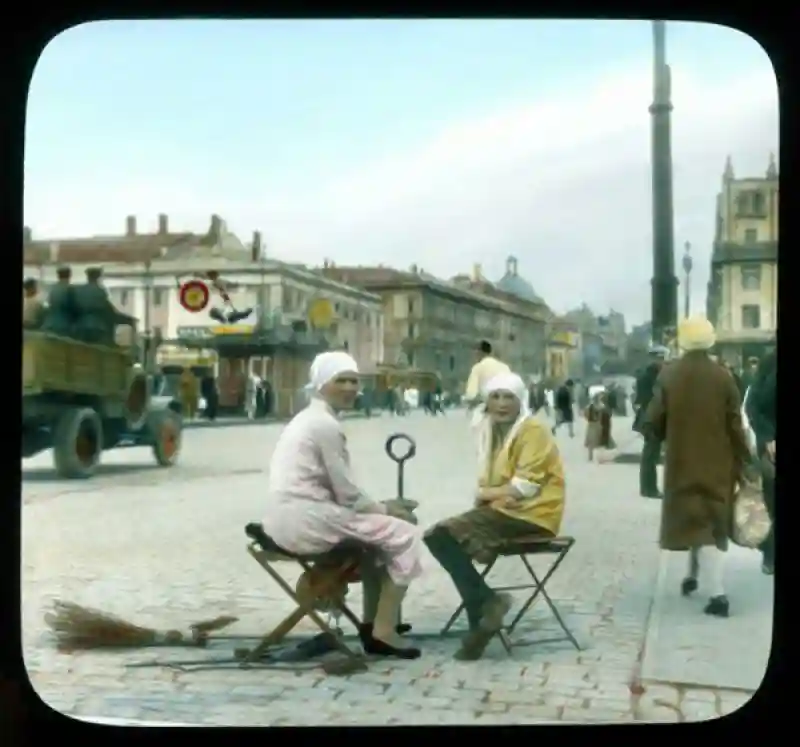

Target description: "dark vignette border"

left=3, top=0, right=791, bottom=741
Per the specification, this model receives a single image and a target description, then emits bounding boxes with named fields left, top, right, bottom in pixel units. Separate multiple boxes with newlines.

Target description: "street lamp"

left=682, top=241, right=693, bottom=318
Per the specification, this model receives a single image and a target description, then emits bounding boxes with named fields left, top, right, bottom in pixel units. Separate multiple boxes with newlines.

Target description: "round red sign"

left=178, top=280, right=210, bottom=313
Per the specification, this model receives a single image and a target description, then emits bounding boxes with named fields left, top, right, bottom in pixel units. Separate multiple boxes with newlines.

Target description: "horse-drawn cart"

left=22, top=328, right=183, bottom=478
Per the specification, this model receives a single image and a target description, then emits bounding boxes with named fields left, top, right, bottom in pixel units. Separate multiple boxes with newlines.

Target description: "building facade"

left=23, top=214, right=385, bottom=414
left=706, top=155, right=778, bottom=366
left=318, top=262, right=549, bottom=391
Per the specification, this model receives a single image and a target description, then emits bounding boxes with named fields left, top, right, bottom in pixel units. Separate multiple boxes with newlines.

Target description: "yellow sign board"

left=550, top=331, right=578, bottom=347
left=308, top=298, right=334, bottom=329
left=211, top=325, right=255, bottom=336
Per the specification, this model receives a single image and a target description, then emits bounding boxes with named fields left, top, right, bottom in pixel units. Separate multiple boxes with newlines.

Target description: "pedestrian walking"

left=464, top=340, right=511, bottom=429
left=745, top=347, right=776, bottom=575
left=634, top=345, right=669, bottom=498
left=551, top=380, right=575, bottom=437
left=643, top=316, right=750, bottom=618
left=179, top=368, right=199, bottom=420
left=584, top=390, right=615, bottom=462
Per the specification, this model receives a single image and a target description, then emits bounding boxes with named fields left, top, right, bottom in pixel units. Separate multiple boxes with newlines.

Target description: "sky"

left=24, top=19, right=779, bottom=323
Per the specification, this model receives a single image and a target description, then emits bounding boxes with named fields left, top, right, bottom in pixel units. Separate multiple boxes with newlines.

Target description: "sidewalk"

left=641, top=543, right=773, bottom=693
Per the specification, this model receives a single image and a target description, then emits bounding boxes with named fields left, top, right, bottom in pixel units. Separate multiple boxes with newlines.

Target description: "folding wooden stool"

left=242, top=522, right=366, bottom=664
left=440, top=535, right=581, bottom=652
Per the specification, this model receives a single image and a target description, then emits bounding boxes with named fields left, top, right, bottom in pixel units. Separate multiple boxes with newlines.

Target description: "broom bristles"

left=44, top=600, right=238, bottom=651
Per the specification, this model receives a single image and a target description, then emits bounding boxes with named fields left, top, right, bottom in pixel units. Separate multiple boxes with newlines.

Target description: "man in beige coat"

left=644, top=316, right=750, bottom=618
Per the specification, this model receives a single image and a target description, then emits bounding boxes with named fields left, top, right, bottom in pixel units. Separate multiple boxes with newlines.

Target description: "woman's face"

left=486, top=389, right=520, bottom=423
left=321, top=373, right=360, bottom=410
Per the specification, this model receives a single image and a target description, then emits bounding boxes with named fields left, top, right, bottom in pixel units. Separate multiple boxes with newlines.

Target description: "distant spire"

left=506, top=255, right=518, bottom=276
left=766, top=152, right=778, bottom=179
left=723, top=155, right=734, bottom=180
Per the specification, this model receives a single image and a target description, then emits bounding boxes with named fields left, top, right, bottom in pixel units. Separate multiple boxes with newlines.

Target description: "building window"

left=744, top=228, right=757, bottom=244
left=407, top=323, right=416, bottom=338
left=343, top=340, right=349, bottom=351
left=153, top=289, right=163, bottom=306
left=741, top=304, right=761, bottom=330
left=752, top=191, right=764, bottom=215
left=120, top=289, right=129, bottom=306
left=741, top=266, right=762, bottom=291
left=408, top=298, right=415, bottom=316
left=449, top=355, right=455, bottom=371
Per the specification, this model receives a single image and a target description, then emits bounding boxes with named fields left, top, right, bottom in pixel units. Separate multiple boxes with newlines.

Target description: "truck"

left=22, top=325, right=184, bottom=479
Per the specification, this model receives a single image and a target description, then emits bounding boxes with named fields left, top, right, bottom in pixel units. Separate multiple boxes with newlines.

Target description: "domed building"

left=496, top=256, right=543, bottom=303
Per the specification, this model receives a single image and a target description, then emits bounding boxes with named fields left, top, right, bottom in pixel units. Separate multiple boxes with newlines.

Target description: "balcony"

left=715, top=327, right=775, bottom=344
left=711, top=242, right=777, bottom=265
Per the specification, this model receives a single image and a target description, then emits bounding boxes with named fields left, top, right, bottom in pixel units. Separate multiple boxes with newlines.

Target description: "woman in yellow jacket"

left=425, top=371, right=566, bottom=661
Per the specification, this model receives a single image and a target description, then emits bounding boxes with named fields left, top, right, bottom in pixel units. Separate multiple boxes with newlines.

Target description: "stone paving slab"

left=22, top=413, right=767, bottom=724
left=641, top=544, right=773, bottom=692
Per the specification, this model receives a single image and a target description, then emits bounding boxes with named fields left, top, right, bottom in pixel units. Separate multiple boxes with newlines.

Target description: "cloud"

left=25, top=58, right=778, bottom=323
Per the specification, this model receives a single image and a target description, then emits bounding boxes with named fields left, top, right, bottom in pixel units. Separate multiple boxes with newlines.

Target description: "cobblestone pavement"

left=22, top=411, right=768, bottom=725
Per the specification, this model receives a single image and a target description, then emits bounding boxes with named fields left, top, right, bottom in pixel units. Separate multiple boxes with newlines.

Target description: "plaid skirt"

left=437, top=507, right=552, bottom=564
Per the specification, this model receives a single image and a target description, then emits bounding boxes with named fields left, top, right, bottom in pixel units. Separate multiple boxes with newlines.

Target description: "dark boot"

left=424, top=526, right=492, bottom=631
left=639, top=436, right=661, bottom=497
left=704, top=595, right=729, bottom=618
left=454, top=593, right=513, bottom=661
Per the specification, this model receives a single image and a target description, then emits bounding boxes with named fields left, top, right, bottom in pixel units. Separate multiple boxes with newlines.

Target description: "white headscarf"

left=475, top=372, right=531, bottom=472
left=307, top=351, right=359, bottom=392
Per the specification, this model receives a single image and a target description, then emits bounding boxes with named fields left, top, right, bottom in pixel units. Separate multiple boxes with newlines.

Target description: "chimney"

left=410, top=263, right=418, bottom=274
left=323, top=259, right=330, bottom=269
left=471, top=263, right=482, bottom=282
left=158, top=214, right=168, bottom=234
left=23, top=226, right=32, bottom=244
left=251, top=230, right=262, bottom=261
left=49, top=242, right=60, bottom=263
left=210, top=214, right=221, bottom=240
left=125, top=215, right=137, bottom=237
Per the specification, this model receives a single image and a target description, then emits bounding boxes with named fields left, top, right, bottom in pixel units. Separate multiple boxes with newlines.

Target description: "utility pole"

left=143, top=259, right=154, bottom=373
left=682, top=241, right=693, bottom=318
left=649, top=20, right=678, bottom=345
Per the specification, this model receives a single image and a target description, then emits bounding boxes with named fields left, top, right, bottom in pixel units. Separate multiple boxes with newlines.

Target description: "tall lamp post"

left=682, top=241, right=693, bottom=318
left=649, top=20, right=679, bottom=345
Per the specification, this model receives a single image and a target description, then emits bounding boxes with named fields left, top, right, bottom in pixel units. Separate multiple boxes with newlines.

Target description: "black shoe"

left=681, top=577, right=698, bottom=596
left=704, top=595, right=729, bottom=618
left=208, top=307, right=226, bottom=323
left=362, top=634, right=421, bottom=660
left=357, top=622, right=411, bottom=647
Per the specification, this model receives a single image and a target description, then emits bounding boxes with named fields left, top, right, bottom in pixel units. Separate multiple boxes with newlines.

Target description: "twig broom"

left=44, top=600, right=238, bottom=652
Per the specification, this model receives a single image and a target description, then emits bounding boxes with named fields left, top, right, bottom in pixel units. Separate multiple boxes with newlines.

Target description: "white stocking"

left=701, top=546, right=726, bottom=597
left=687, top=547, right=700, bottom=579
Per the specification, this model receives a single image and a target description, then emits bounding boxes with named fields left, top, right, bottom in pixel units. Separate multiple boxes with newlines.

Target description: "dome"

left=496, top=256, right=543, bottom=303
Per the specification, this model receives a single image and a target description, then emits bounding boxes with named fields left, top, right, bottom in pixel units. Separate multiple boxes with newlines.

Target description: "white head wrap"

left=475, top=372, right=532, bottom=472
left=307, top=351, right=359, bottom=392
left=483, top=372, right=531, bottom=419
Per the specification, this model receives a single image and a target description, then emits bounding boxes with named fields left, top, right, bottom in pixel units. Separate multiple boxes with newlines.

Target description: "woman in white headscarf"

left=262, top=351, right=424, bottom=659
left=424, top=371, right=566, bottom=661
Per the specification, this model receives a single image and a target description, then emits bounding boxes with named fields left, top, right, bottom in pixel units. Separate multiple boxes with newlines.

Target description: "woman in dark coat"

left=745, top=348, right=776, bottom=574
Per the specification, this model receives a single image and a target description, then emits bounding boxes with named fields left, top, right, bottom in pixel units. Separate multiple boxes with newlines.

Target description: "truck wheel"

left=53, top=408, right=103, bottom=479
left=149, top=410, right=182, bottom=467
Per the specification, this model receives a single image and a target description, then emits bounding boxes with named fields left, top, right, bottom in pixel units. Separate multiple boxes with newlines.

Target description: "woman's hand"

left=490, top=495, right=519, bottom=510
left=475, top=486, right=514, bottom=508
